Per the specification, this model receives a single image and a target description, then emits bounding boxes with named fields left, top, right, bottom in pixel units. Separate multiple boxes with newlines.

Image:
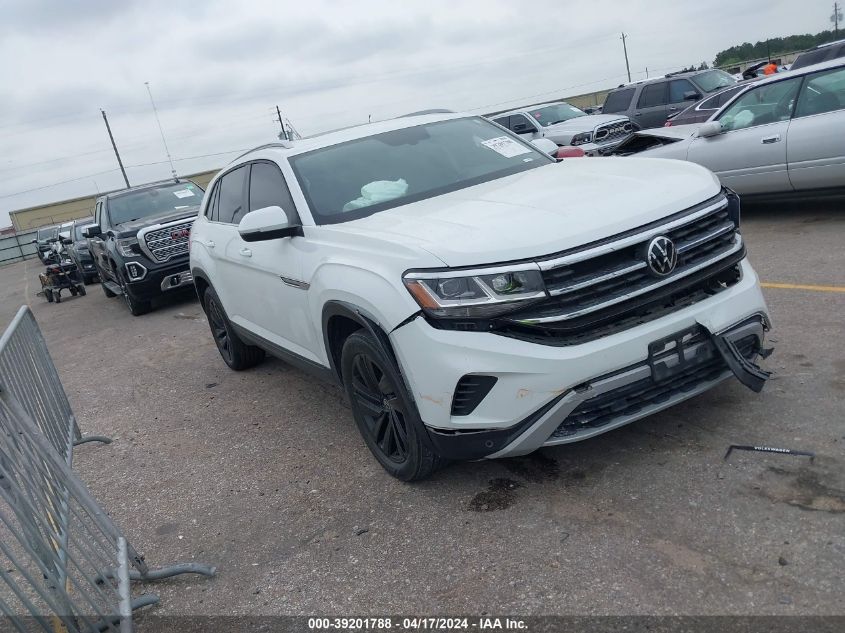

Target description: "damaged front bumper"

left=423, top=314, right=772, bottom=461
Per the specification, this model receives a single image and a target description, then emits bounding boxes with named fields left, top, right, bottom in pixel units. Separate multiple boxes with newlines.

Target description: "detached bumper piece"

left=551, top=318, right=769, bottom=441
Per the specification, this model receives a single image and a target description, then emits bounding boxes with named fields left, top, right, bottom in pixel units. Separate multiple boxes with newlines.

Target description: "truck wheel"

left=45, top=289, right=54, bottom=303
left=203, top=287, right=265, bottom=370
left=117, top=273, right=151, bottom=316
left=341, top=331, right=442, bottom=482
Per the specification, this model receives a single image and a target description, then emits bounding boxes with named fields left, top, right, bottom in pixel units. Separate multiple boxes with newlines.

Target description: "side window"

left=603, top=88, right=635, bottom=113
left=698, top=93, right=722, bottom=110
left=205, top=182, right=221, bottom=222
left=637, top=83, right=667, bottom=108
left=718, top=77, right=802, bottom=131
left=216, top=166, right=248, bottom=224
left=795, top=66, right=845, bottom=118
left=668, top=79, right=696, bottom=104
left=510, top=114, right=537, bottom=133
left=247, top=162, right=298, bottom=223
left=493, top=116, right=510, bottom=129
left=94, top=202, right=102, bottom=226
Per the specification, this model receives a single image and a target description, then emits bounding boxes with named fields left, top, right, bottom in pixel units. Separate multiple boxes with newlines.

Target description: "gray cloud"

left=0, top=0, right=828, bottom=225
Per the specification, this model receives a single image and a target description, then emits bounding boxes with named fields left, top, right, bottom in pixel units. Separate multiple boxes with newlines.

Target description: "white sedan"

left=613, top=57, right=845, bottom=197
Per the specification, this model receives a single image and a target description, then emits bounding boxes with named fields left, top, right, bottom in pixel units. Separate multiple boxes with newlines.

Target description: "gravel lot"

left=1, top=200, right=843, bottom=620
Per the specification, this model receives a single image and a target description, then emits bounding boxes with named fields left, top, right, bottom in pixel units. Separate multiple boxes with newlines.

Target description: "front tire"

left=117, top=270, right=151, bottom=316
left=341, top=331, right=442, bottom=481
left=203, top=287, right=265, bottom=370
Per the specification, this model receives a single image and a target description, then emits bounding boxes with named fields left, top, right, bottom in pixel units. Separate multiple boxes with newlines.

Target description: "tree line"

left=713, top=29, right=842, bottom=67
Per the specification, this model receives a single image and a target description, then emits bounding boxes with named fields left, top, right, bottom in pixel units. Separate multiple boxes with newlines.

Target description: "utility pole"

left=144, top=82, right=177, bottom=179
left=100, top=109, right=130, bottom=189
left=276, top=105, right=289, bottom=140
left=621, top=33, right=632, bottom=83
left=833, top=2, right=842, bottom=37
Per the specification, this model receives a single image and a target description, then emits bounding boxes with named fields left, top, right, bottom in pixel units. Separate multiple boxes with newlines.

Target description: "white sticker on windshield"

left=173, top=189, right=195, bottom=198
left=481, top=136, right=532, bottom=158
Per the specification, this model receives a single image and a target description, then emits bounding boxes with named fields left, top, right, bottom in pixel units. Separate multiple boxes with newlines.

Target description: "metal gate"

left=0, top=307, right=215, bottom=632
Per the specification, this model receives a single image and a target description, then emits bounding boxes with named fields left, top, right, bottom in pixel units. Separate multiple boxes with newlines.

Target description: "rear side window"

left=216, top=167, right=248, bottom=224
left=795, top=66, right=845, bottom=117
left=247, top=162, right=298, bottom=223
left=603, top=88, right=635, bottom=113
left=493, top=116, right=510, bottom=128
left=668, top=79, right=696, bottom=103
left=638, top=82, right=667, bottom=108
left=205, top=182, right=221, bottom=222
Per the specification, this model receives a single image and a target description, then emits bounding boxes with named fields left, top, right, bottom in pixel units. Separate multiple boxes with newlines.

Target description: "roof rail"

left=398, top=109, right=454, bottom=117
left=231, top=142, right=291, bottom=163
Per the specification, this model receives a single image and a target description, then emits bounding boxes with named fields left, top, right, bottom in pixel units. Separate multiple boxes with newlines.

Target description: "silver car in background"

left=489, top=102, right=633, bottom=155
left=612, top=58, right=845, bottom=197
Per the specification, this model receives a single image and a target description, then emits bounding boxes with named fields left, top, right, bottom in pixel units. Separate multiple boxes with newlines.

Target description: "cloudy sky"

left=0, top=0, right=827, bottom=226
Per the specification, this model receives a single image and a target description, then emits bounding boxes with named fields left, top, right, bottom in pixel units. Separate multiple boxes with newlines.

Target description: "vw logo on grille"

left=646, top=236, right=678, bottom=276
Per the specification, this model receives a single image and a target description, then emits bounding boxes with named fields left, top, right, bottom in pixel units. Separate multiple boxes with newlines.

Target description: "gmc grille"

left=141, top=219, right=194, bottom=263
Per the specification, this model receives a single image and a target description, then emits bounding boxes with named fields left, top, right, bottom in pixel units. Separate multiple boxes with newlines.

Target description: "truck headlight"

left=117, top=237, right=141, bottom=257
left=570, top=132, right=593, bottom=146
left=403, top=266, right=547, bottom=319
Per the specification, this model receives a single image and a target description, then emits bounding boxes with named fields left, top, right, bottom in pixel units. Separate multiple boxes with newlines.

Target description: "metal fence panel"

left=0, top=306, right=215, bottom=631
left=0, top=231, right=38, bottom=267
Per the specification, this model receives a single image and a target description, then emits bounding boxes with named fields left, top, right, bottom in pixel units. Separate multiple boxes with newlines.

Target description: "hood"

left=113, top=207, right=199, bottom=237
left=340, top=158, right=721, bottom=267
left=544, top=114, right=629, bottom=134
left=635, top=123, right=702, bottom=141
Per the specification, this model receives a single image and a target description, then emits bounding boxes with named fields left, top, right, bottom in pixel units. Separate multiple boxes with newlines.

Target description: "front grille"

left=501, top=195, right=742, bottom=344
left=593, top=121, right=634, bottom=143
left=550, top=333, right=759, bottom=439
left=142, top=219, right=194, bottom=263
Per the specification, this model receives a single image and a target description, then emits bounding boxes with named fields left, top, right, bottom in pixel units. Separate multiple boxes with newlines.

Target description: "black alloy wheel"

left=341, top=331, right=441, bottom=481
left=349, top=353, right=410, bottom=464
left=206, top=293, right=233, bottom=365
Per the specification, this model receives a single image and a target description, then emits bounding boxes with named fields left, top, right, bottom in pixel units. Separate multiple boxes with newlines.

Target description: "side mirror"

left=82, top=224, right=101, bottom=238
left=684, top=90, right=702, bottom=101
left=530, top=138, right=559, bottom=156
left=238, top=206, right=301, bottom=242
left=698, top=121, right=723, bottom=138
left=512, top=123, right=538, bottom=135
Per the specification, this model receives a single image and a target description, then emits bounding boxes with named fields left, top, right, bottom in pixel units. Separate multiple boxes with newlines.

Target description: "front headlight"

left=116, top=237, right=141, bottom=257
left=570, top=132, right=593, bottom=146
left=403, top=265, right=547, bottom=319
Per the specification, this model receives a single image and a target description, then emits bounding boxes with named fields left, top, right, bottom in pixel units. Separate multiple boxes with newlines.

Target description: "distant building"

left=8, top=169, right=219, bottom=231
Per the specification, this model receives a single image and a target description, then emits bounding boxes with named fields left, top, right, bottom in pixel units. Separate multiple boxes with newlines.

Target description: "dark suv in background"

left=602, top=68, right=737, bottom=129
left=66, top=217, right=98, bottom=283
left=84, top=179, right=203, bottom=315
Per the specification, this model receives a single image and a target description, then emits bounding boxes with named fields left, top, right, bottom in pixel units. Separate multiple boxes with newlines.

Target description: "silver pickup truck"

left=489, top=101, right=633, bottom=155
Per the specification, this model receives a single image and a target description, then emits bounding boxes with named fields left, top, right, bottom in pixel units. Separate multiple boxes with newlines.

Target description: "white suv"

left=190, top=112, right=771, bottom=481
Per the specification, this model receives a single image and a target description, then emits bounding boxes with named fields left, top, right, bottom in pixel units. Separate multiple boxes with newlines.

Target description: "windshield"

left=37, top=226, right=58, bottom=241
left=290, top=117, right=552, bottom=225
left=107, top=182, right=202, bottom=225
left=694, top=69, right=737, bottom=93
left=527, top=103, right=587, bottom=126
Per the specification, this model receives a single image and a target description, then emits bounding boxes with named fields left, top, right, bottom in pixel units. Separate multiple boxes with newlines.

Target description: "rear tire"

left=203, top=287, right=265, bottom=370
left=45, top=289, right=54, bottom=303
left=341, top=331, right=442, bottom=481
left=78, top=284, right=87, bottom=296
left=54, top=292, right=61, bottom=304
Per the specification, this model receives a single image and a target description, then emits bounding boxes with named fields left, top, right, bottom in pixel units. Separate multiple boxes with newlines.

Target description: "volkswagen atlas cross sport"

left=190, top=112, right=771, bottom=481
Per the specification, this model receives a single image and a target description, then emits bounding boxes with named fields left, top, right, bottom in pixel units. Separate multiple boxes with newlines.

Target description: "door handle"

left=239, top=248, right=252, bottom=258
left=634, top=112, right=642, bottom=116
left=761, top=134, right=781, bottom=144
